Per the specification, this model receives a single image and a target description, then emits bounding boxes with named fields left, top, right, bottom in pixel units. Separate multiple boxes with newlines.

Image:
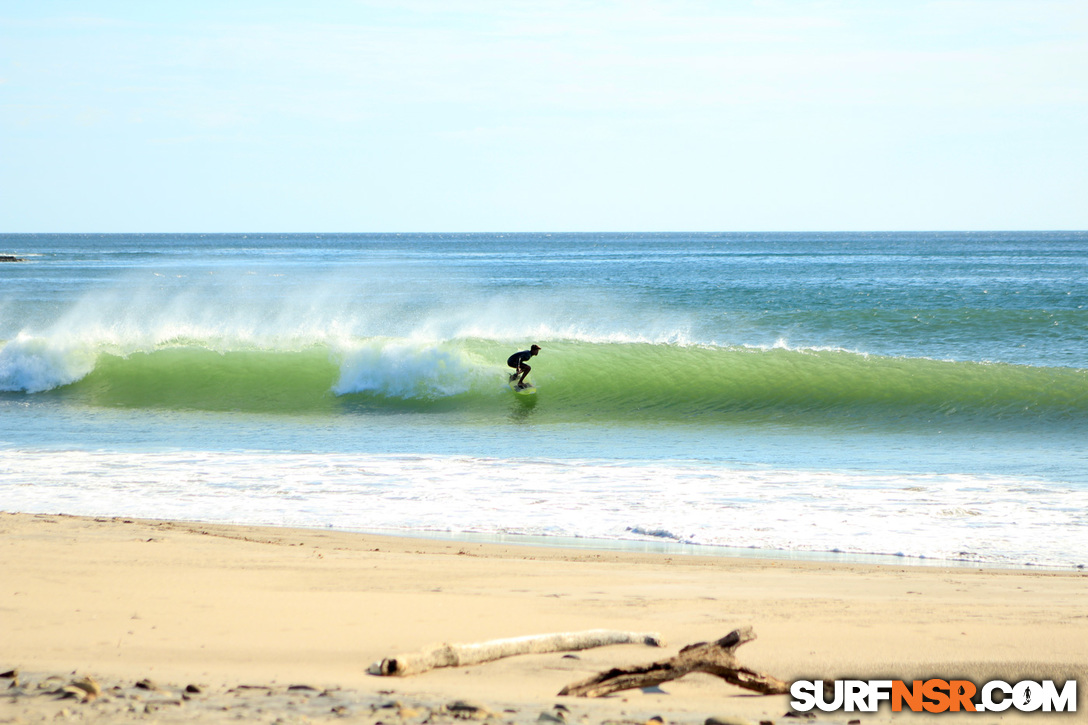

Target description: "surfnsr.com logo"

left=790, top=679, right=1078, bottom=713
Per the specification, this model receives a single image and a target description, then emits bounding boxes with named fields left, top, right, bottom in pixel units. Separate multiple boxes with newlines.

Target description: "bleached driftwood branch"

left=368, top=629, right=665, bottom=677
left=559, top=626, right=789, bottom=697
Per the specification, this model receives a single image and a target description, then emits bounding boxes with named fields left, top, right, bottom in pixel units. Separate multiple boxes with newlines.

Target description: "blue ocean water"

left=2, top=232, right=1086, bottom=568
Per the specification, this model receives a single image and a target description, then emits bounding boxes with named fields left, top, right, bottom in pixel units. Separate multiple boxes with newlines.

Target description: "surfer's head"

left=530, top=344, right=541, bottom=355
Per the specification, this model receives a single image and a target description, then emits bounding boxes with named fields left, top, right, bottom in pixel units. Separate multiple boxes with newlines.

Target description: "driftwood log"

left=559, top=626, right=789, bottom=697
left=369, top=629, right=665, bottom=677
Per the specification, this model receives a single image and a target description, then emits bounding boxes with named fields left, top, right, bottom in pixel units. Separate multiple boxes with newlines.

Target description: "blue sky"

left=2, top=0, right=1085, bottom=232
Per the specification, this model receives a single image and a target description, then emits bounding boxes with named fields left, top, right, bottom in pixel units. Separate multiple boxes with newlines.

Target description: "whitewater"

left=2, top=232, right=1086, bottom=569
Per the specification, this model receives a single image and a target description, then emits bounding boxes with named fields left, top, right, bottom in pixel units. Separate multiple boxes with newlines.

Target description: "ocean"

left=2, top=232, right=1086, bottom=569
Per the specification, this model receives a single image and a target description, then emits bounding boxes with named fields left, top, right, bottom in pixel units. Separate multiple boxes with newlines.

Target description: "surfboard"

left=508, top=380, right=537, bottom=395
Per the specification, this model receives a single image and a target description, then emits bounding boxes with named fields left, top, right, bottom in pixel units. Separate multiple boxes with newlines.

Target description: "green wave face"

left=537, top=341, right=1088, bottom=426
left=8, top=337, right=1088, bottom=428
left=70, top=347, right=343, bottom=413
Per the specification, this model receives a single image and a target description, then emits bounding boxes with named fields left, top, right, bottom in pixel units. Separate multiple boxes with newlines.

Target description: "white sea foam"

left=331, top=339, right=482, bottom=398
left=0, top=333, right=98, bottom=393
left=2, top=450, right=1084, bottom=569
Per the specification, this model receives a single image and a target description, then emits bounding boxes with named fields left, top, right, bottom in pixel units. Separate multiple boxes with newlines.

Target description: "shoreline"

left=2, top=511, right=1086, bottom=723
left=8, top=504, right=1081, bottom=574
left=335, top=526, right=1087, bottom=573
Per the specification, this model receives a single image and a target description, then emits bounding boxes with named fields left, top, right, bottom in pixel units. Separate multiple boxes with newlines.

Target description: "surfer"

left=507, top=344, right=541, bottom=389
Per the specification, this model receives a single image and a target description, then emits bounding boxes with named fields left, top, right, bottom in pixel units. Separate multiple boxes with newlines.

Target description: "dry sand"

left=1, top=511, right=1085, bottom=723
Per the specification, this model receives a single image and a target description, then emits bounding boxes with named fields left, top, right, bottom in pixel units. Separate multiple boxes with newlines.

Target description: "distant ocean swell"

left=3, top=335, right=1086, bottom=428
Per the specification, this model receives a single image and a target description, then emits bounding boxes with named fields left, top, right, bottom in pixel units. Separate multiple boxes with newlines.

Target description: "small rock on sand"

left=70, top=676, right=101, bottom=699
left=447, top=699, right=493, bottom=719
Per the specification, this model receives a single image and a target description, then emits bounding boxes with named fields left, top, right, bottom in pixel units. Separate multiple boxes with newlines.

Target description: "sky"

left=1, top=0, right=1086, bottom=233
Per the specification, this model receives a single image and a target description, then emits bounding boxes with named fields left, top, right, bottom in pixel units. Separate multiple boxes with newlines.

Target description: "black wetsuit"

left=507, top=350, right=533, bottom=373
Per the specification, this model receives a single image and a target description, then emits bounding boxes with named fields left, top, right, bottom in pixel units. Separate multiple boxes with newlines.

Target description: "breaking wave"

left=3, top=333, right=1086, bottom=430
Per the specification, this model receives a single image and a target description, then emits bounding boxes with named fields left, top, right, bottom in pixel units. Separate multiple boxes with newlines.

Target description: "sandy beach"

left=1, top=512, right=1085, bottom=723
